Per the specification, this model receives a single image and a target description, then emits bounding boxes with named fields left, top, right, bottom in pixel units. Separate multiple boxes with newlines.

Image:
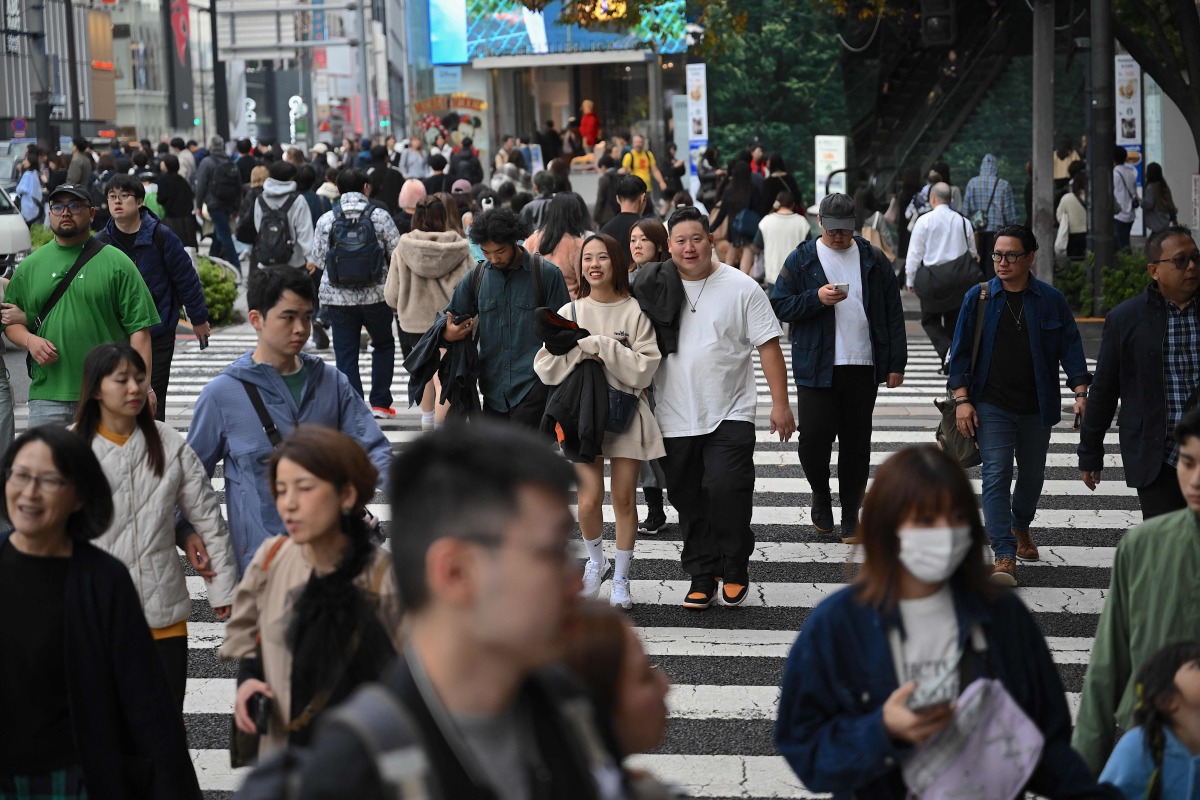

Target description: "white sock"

left=583, top=536, right=605, bottom=566
left=421, top=411, right=435, bottom=425
left=614, top=549, right=634, bottom=580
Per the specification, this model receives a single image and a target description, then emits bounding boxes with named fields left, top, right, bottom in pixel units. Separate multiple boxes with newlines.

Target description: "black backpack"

left=253, top=194, right=298, bottom=266
left=325, top=202, right=386, bottom=288
left=213, top=160, right=242, bottom=205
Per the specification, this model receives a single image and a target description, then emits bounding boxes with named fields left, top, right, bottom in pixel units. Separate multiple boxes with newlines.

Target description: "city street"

left=30, top=318, right=1120, bottom=799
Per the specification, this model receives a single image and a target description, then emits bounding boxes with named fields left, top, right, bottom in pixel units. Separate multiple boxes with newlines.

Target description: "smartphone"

left=1073, top=412, right=1081, bottom=430
left=833, top=283, right=850, bottom=294
left=451, top=312, right=475, bottom=325
left=199, top=335, right=209, bottom=351
left=250, top=692, right=271, bottom=735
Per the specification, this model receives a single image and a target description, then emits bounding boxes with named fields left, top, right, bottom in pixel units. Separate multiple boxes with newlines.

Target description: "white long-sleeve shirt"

left=904, top=204, right=978, bottom=288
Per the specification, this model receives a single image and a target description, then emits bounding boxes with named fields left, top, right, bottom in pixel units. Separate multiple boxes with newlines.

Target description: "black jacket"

left=403, top=315, right=481, bottom=419
left=535, top=307, right=607, bottom=462
left=1079, top=283, right=1189, bottom=487
left=630, top=259, right=686, bottom=356
left=368, top=162, right=404, bottom=214
left=422, top=172, right=454, bottom=197
left=0, top=532, right=201, bottom=800
left=450, top=150, right=484, bottom=186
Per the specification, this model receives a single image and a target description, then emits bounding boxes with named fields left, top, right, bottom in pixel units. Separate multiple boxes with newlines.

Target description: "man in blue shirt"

left=443, top=208, right=570, bottom=430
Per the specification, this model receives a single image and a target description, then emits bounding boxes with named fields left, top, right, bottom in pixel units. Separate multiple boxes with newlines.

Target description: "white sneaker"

left=581, top=559, right=611, bottom=599
left=609, top=576, right=633, bottom=609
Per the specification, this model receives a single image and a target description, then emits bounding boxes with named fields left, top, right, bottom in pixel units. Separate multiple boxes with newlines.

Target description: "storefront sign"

left=412, top=94, right=488, bottom=115
left=434, top=66, right=463, bottom=94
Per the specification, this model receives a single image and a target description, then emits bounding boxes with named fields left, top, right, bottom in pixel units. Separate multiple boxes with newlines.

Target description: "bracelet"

left=1075, top=392, right=1088, bottom=399
left=954, top=397, right=971, bottom=406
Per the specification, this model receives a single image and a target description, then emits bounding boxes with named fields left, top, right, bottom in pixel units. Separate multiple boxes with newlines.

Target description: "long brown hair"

left=630, top=218, right=668, bottom=265
left=268, top=425, right=378, bottom=522
left=413, top=195, right=448, bottom=233
left=577, top=233, right=631, bottom=299
left=855, top=446, right=992, bottom=609
left=435, top=191, right=465, bottom=236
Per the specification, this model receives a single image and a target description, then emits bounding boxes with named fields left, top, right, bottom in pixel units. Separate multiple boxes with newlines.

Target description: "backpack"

left=87, top=170, right=108, bottom=211
left=236, top=188, right=261, bottom=244
left=325, top=202, right=386, bottom=288
left=732, top=206, right=762, bottom=241
left=213, top=160, right=242, bottom=206
left=253, top=194, right=299, bottom=266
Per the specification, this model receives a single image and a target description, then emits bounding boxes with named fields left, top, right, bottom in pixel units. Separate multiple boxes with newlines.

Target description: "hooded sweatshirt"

left=186, top=351, right=393, bottom=572
left=964, top=154, right=1017, bottom=232
left=253, top=177, right=315, bottom=268
left=384, top=230, right=474, bottom=333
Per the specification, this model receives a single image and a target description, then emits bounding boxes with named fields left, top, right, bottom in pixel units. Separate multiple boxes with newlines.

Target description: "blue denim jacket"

left=947, top=276, right=1091, bottom=427
left=774, top=585, right=1116, bottom=800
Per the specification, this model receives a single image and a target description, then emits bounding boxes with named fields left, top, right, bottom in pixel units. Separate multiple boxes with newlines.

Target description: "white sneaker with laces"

left=581, top=559, right=611, bottom=599
left=609, top=576, right=632, bottom=609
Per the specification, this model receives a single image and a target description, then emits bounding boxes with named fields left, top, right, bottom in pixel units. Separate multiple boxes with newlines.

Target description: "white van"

left=0, top=185, right=33, bottom=278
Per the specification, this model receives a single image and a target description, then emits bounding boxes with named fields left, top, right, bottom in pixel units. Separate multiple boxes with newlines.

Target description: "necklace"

left=683, top=275, right=710, bottom=313
left=1004, top=292, right=1025, bottom=331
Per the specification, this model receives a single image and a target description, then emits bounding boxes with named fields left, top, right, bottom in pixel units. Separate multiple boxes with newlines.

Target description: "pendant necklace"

left=1005, top=292, right=1025, bottom=331
left=684, top=275, right=710, bottom=313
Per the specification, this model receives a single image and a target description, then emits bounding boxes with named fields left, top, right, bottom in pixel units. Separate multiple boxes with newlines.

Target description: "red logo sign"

left=170, top=0, right=190, bottom=67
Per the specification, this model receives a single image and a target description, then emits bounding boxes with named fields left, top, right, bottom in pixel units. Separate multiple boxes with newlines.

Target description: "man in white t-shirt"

left=753, top=189, right=811, bottom=289
left=771, top=193, right=907, bottom=542
left=640, top=206, right=796, bottom=611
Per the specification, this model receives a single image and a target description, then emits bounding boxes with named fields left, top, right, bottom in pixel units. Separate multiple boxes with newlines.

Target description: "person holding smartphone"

left=774, top=446, right=1115, bottom=800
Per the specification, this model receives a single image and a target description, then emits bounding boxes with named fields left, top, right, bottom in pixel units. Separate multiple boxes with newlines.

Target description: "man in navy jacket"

left=1078, top=225, right=1200, bottom=519
left=100, top=173, right=210, bottom=420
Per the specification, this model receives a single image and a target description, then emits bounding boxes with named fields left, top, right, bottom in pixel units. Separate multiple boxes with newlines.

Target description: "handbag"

left=913, top=218, right=982, bottom=314
left=569, top=302, right=639, bottom=434
left=934, top=282, right=989, bottom=468
left=969, top=179, right=1000, bottom=232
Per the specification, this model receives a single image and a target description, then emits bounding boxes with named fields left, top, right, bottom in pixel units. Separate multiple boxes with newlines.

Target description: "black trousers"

left=155, top=635, right=188, bottom=711
left=978, top=231, right=997, bottom=280
left=151, top=330, right=176, bottom=423
left=796, top=366, right=879, bottom=525
left=920, top=307, right=960, bottom=367
left=661, top=420, right=756, bottom=582
left=479, top=382, right=550, bottom=434
left=1138, top=462, right=1187, bottom=521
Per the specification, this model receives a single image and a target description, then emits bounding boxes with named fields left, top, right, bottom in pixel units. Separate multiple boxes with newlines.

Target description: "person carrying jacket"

left=770, top=193, right=907, bottom=543
left=100, top=173, right=210, bottom=421
left=185, top=267, right=392, bottom=572
left=193, top=135, right=240, bottom=265
left=1078, top=225, right=1200, bottom=520
left=253, top=160, right=315, bottom=269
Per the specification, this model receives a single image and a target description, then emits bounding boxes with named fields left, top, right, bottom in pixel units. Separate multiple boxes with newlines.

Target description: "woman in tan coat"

left=384, top=195, right=473, bottom=429
left=221, top=426, right=403, bottom=755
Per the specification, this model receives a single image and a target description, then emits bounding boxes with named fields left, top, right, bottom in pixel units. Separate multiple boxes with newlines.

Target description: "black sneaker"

left=638, top=510, right=667, bottom=534
left=312, top=322, right=330, bottom=350
left=721, top=578, right=750, bottom=607
left=681, top=576, right=718, bottom=610
left=810, top=490, right=834, bottom=534
left=841, top=512, right=860, bottom=544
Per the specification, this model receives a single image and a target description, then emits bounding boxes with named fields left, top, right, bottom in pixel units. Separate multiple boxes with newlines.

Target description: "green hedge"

left=197, top=257, right=238, bottom=326
left=1053, top=251, right=1152, bottom=316
left=30, top=224, right=53, bottom=250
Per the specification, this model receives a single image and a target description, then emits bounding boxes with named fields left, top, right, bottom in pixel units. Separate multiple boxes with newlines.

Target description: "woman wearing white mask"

left=773, top=446, right=1113, bottom=800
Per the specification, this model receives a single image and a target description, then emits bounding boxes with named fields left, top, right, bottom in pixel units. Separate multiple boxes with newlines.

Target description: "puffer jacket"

left=384, top=229, right=474, bottom=333
left=86, top=421, right=238, bottom=627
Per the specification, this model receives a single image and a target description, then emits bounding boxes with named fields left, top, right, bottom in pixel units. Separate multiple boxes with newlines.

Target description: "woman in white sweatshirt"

left=534, top=233, right=665, bottom=609
left=72, top=343, right=238, bottom=708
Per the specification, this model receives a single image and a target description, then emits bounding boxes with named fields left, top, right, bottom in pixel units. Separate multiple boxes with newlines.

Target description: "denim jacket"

left=947, top=276, right=1091, bottom=427
left=774, top=584, right=1117, bottom=800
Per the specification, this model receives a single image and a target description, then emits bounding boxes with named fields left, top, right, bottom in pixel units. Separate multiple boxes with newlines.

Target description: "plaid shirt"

left=963, top=175, right=1018, bottom=232
left=1163, top=296, right=1200, bottom=466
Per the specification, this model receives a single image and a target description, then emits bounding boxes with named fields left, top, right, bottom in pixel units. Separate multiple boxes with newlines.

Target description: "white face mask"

left=897, top=525, right=973, bottom=584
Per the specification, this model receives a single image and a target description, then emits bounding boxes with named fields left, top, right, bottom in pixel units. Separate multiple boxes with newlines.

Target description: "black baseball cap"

left=48, top=184, right=92, bottom=204
left=818, top=193, right=855, bottom=232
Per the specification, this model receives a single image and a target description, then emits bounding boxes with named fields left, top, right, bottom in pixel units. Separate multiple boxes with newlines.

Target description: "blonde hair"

left=250, top=166, right=269, bottom=188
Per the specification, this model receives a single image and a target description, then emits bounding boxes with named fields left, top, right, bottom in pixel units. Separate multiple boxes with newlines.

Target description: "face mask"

left=897, top=525, right=973, bottom=584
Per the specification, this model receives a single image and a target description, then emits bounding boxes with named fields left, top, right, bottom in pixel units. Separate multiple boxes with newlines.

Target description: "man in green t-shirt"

left=1, top=184, right=160, bottom=426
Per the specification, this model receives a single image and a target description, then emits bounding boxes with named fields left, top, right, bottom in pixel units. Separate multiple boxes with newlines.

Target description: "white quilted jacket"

left=86, top=421, right=239, bottom=628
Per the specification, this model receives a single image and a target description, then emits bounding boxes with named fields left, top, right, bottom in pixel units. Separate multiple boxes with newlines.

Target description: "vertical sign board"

left=1114, top=54, right=1143, bottom=235
left=685, top=63, right=708, bottom=196
left=814, top=135, right=847, bottom=209
left=166, top=0, right=195, bottom=129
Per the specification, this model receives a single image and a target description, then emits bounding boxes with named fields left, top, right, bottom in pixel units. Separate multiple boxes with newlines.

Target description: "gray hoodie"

left=253, top=177, right=315, bottom=268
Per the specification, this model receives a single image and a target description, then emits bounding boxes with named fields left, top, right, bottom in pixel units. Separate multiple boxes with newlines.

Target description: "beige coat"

left=384, top=230, right=473, bottom=334
left=219, top=536, right=405, bottom=755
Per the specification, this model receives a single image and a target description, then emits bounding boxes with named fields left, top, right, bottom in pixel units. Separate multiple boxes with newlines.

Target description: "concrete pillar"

left=1031, top=0, right=1055, bottom=282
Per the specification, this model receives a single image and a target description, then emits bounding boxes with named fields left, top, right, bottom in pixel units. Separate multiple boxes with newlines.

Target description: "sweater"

left=384, top=230, right=473, bottom=333
left=86, top=421, right=238, bottom=628
left=1074, top=510, right=1200, bottom=774
left=534, top=296, right=665, bottom=461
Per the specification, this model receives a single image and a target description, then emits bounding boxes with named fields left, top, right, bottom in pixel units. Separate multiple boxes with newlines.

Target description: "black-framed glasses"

left=5, top=468, right=70, bottom=493
left=990, top=251, right=1028, bottom=264
left=106, top=192, right=138, bottom=202
left=48, top=202, right=90, bottom=215
left=1148, top=252, right=1200, bottom=270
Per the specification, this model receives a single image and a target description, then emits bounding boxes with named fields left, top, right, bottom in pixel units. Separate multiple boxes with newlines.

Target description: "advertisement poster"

left=1115, top=54, right=1143, bottom=234
left=686, top=63, right=708, bottom=140
left=814, top=135, right=847, bottom=206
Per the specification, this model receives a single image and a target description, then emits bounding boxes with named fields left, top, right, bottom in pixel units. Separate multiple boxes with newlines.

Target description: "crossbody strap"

left=238, top=379, right=283, bottom=448
left=984, top=178, right=999, bottom=217
left=968, top=282, right=990, bottom=377
left=31, top=236, right=105, bottom=335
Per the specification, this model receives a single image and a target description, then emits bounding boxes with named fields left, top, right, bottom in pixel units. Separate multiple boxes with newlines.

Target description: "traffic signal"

left=193, top=117, right=202, bottom=126
left=380, top=119, right=391, bottom=127
left=920, top=0, right=957, bottom=47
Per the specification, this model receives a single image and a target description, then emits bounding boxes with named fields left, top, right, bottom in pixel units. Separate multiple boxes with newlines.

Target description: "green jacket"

left=1072, top=509, right=1200, bottom=774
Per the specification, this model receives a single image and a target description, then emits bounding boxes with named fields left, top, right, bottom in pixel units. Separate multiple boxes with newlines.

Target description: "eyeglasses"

left=1148, top=252, right=1200, bottom=270
left=48, top=202, right=90, bottom=215
left=825, top=229, right=853, bottom=237
left=106, top=192, right=137, bottom=202
left=990, top=251, right=1028, bottom=263
left=5, top=469, right=70, bottom=493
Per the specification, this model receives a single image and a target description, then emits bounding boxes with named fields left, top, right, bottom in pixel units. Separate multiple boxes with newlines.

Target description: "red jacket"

left=580, top=113, right=601, bottom=147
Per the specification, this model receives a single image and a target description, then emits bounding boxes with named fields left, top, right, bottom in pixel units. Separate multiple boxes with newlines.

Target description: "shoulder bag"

left=933, top=282, right=989, bottom=468
left=25, top=236, right=106, bottom=378
left=913, top=216, right=983, bottom=314
left=970, top=179, right=1000, bottom=232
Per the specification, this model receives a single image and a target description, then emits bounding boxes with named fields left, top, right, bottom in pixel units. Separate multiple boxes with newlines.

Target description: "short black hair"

left=162, top=154, right=180, bottom=173
left=171, top=137, right=186, bottom=150
left=668, top=205, right=711, bottom=234
left=389, top=424, right=575, bottom=611
left=237, top=138, right=253, bottom=155
left=186, top=139, right=198, bottom=148
left=247, top=265, right=315, bottom=314
left=993, top=224, right=1038, bottom=254
left=295, top=164, right=317, bottom=193
left=775, top=190, right=795, bottom=209
left=428, top=153, right=448, bottom=172
left=269, top=160, right=297, bottom=182
left=1147, top=224, right=1194, bottom=262
left=370, top=144, right=388, bottom=162
left=1176, top=406, right=1200, bottom=446
left=0, top=426, right=113, bottom=542
left=104, top=173, right=145, bottom=201
left=461, top=136, right=474, bottom=149
left=615, top=174, right=647, bottom=201
left=1113, top=145, right=1129, bottom=166
left=336, top=167, right=369, bottom=195
left=468, top=207, right=531, bottom=246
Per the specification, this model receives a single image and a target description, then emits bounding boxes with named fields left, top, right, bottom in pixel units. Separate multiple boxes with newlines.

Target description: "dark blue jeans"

left=326, top=302, right=395, bottom=409
left=208, top=206, right=240, bottom=272
left=975, top=402, right=1052, bottom=560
